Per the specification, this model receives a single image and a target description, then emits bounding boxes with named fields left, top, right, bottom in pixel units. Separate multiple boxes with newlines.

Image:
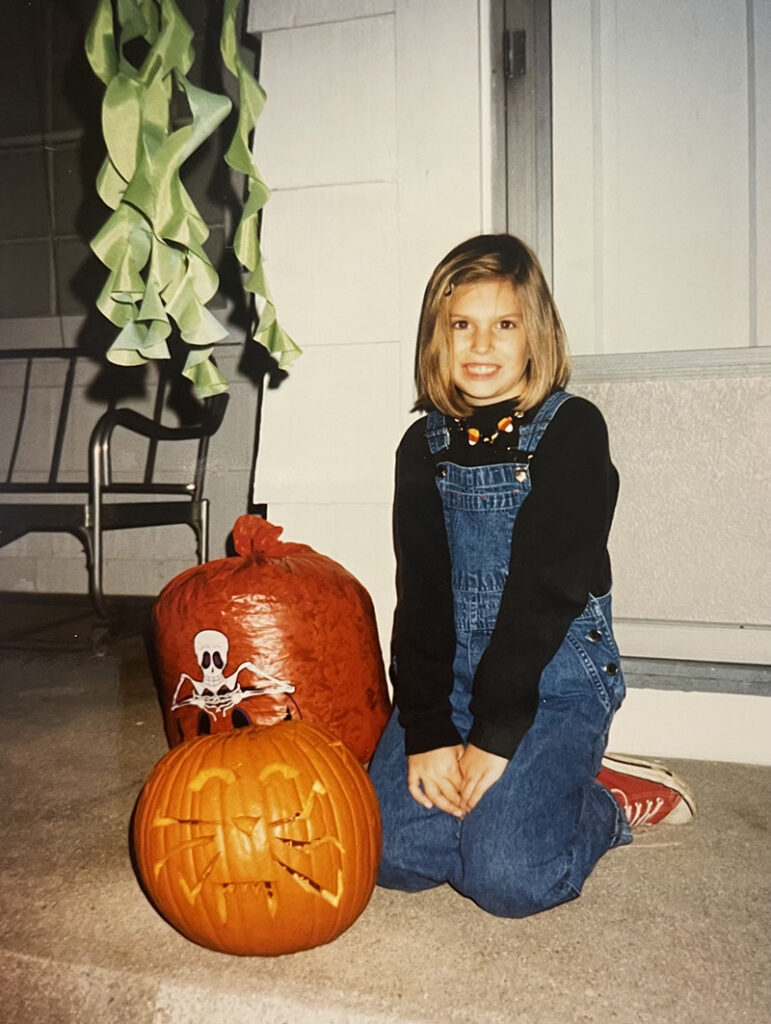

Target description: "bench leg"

left=78, top=527, right=108, bottom=620
left=195, top=499, right=209, bottom=564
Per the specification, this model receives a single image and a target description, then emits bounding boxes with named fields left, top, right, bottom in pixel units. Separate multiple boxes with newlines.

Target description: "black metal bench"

left=0, top=348, right=228, bottom=617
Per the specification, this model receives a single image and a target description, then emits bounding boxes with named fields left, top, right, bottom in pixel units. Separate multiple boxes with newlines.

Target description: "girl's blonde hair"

left=414, top=234, right=571, bottom=418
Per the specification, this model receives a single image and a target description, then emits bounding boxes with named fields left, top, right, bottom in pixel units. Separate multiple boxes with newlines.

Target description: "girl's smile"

left=449, top=278, right=528, bottom=406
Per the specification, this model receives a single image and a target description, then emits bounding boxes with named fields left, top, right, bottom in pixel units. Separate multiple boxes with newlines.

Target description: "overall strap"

left=517, top=390, right=574, bottom=455
left=426, top=410, right=451, bottom=455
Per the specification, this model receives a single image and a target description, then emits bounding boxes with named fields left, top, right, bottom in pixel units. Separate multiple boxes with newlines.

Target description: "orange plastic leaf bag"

left=153, top=516, right=391, bottom=762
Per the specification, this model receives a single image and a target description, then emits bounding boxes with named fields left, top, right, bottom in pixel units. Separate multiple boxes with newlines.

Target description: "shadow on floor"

left=0, top=591, right=155, bottom=653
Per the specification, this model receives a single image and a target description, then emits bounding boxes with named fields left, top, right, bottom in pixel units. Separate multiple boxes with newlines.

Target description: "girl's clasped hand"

left=407, top=745, right=508, bottom=818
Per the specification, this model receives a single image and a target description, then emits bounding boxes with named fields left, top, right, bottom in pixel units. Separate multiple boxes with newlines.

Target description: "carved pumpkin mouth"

left=198, top=859, right=346, bottom=913
left=173, top=867, right=345, bottom=922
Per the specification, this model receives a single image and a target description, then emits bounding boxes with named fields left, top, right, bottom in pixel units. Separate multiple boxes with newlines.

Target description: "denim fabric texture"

left=369, top=391, right=632, bottom=918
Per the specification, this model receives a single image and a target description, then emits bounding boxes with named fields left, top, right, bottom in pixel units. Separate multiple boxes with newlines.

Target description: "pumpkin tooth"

left=274, top=859, right=345, bottom=909
left=214, top=886, right=228, bottom=924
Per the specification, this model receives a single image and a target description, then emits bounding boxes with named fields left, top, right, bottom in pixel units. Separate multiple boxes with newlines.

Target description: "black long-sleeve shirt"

left=391, top=394, right=618, bottom=760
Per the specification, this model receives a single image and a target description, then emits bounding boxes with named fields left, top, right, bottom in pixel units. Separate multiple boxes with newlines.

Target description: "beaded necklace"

left=453, top=409, right=525, bottom=447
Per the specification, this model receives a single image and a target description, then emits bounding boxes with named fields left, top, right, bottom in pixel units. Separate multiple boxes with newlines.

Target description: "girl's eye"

left=499, top=320, right=518, bottom=329
left=451, top=320, right=468, bottom=330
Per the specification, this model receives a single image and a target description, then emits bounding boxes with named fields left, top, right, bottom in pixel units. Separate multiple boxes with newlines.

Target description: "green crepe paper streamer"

left=86, top=1, right=230, bottom=397
left=136, top=277, right=166, bottom=323
left=116, top=0, right=153, bottom=48
left=124, top=76, right=230, bottom=251
left=92, top=206, right=150, bottom=330
left=220, top=0, right=301, bottom=368
left=182, top=346, right=228, bottom=394
left=85, top=0, right=118, bottom=85
left=135, top=278, right=172, bottom=361
left=102, top=74, right=142, bottom=184
left=107, top=319, right=172, bottom=367
left=164, top=273, right=229, bottom=346
left=87, top=0, right=297, bottom=397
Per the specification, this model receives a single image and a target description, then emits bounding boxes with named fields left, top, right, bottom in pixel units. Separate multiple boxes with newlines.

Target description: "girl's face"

left=449, top=277, right=528, bottom=407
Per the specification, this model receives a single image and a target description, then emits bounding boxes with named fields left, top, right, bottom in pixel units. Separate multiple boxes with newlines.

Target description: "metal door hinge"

left=504, top=29, right=526, bottom=80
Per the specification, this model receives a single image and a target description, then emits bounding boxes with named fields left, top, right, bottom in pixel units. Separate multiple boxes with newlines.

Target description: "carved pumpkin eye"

left=132, top=721, right=381, bottom=956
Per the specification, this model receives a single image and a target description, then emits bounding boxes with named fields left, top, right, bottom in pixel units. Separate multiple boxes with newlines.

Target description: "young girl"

left=368, top=234, right=695, bottom=918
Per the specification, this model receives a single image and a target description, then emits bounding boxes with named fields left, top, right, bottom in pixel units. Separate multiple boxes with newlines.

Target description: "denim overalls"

left=369, top=391, right=632, bottom=918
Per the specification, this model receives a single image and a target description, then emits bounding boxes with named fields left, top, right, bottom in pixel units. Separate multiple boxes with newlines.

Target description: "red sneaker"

left=597, top=754, right=697, bottom=827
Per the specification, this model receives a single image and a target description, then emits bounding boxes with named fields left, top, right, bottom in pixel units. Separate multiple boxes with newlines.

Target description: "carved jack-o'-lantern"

left=153, top=516, right=391, bottom=761
left=132, top=721, right=381, bottom=956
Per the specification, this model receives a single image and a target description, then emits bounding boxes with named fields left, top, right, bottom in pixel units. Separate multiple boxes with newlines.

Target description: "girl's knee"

left=457, top=858, right=579, bottom=918
left=374, top=789, right=461, bottom=892
left=376, top=852, right=439, bottom=893
left=377, top=815, right=454, bottom=892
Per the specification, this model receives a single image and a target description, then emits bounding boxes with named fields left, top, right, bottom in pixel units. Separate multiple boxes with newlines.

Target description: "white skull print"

left=171, top=628, right=295, bottom=718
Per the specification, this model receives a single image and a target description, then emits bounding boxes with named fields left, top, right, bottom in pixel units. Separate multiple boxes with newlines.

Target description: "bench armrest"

left=90, top=392, right=229, bottom=447
left=89, top=391, right=229, bottom=498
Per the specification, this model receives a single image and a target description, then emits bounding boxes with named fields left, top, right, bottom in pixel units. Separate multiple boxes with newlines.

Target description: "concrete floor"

left=0, top=595, right=769, bottom=1024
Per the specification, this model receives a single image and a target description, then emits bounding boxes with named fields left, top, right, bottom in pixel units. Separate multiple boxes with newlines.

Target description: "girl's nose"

left=470, top=327, right=493, bottom=353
